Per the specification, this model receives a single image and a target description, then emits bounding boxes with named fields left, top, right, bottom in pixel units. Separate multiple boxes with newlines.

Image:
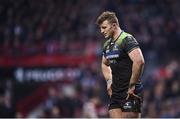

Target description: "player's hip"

left=109, top=93, right=143, bottom=112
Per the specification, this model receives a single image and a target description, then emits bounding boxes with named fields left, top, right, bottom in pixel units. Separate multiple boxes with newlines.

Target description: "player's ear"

left=112, top=23, right=116, bottom=29
left=113, top=23, right=116, bottom=26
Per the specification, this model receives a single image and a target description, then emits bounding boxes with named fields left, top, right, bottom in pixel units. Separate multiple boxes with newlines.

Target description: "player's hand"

left=106, top=79, right=112, bottom=97
left=126, top=85, right=140, bottom=100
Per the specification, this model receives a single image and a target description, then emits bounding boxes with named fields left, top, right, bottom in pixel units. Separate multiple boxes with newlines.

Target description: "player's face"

left=100, top=20, right=114, bottom=39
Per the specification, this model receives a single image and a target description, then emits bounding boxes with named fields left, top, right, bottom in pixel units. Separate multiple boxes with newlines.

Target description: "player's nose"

left=100, top=29, right=104, bottom=34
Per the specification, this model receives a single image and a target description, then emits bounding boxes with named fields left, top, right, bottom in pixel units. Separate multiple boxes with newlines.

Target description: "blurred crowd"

left=0, top=0, right=180, bottom=118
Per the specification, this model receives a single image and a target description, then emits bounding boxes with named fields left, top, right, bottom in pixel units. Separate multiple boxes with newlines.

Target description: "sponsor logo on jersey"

left=123, top=102, right=132, bottom=109
left=106, top=54, right=119, bottom=59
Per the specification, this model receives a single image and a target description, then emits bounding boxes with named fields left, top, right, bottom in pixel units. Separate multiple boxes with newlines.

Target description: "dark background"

left=0, top=0, right=179, bottom=118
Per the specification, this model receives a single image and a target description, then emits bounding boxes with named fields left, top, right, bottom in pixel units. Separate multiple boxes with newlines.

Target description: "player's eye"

left=101, top=26, right=106, bottom=29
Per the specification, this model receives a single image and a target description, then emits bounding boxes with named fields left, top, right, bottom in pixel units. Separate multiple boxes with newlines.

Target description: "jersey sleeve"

left=121, top=36, right=139, bottom=53
left=102, top=47, right=106, bottom=56
left=102, top=39, right=110, bottom=56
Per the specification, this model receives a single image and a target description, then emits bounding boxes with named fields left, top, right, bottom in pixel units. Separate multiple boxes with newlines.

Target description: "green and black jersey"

left=103, top=31, right=143, bottom=100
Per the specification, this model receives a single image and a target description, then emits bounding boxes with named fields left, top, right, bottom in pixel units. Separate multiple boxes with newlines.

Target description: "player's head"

left=96, top=11, right=119, bottom=39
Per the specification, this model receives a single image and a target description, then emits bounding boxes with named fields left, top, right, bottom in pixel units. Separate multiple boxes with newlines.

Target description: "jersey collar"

left=111, top=30, right=124, bottom=43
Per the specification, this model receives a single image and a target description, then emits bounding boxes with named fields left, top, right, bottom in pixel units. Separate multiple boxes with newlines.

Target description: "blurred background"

left=0, top=0, right=180, bottom=118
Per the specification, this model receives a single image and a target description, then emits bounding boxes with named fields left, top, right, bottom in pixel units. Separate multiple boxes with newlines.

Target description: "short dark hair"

left=96, top=11, right=119, bottom=26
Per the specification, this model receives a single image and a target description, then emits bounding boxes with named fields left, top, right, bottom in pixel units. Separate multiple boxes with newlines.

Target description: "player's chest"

left=104, top=43, right=125, bottom=63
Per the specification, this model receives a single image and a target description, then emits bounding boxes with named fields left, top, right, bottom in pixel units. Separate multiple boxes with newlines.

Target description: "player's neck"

left=112, top=27, right=122, bottom=41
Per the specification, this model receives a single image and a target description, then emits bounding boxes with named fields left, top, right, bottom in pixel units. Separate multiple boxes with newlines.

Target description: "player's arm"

left=101, top=56, right=112, bottom=81
left=122, top=36, right=145, bottom=99
left=101, top=56, right=112, bottom=96
left=126, top=47, right=144, bottom=99
left=128, top=48, right=145, bottom=87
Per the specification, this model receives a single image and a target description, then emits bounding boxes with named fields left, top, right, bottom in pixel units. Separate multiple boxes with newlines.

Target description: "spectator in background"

left=0, top=82, right=14, bottom=117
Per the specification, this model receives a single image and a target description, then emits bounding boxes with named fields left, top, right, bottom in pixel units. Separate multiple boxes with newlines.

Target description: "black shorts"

left=108, top=95, right=142, bottom=113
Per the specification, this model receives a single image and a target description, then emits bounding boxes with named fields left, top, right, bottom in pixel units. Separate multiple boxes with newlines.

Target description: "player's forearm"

left=129, top=60, right=144, bottom=86
left=101, top=63, right=112, bottom=81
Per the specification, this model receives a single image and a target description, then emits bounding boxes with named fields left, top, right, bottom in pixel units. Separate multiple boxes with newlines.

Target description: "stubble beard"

left=105, top=31, right=114, bottom=40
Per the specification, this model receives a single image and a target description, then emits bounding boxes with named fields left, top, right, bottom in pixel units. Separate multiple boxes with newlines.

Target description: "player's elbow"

left=135, top=58, right=145, bottom=67
left=141, top=60, right=145, bottom=67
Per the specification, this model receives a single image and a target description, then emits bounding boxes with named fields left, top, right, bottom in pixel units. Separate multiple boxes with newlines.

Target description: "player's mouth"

left=105, top=34, right=109, bottom=38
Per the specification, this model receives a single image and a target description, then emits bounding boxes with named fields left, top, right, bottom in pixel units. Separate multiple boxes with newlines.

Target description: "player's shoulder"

left=121, top=32, right=137, bottom=43
left=122, top=31, right=134, bottom=40
left=103, top=39, right=111, bottom=49
left=116, top=31, right=133, bottom=46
